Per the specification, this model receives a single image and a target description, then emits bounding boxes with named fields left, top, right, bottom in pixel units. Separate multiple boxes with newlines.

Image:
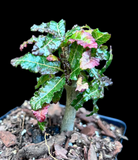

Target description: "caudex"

left=10, top=19, right=113, bottom=133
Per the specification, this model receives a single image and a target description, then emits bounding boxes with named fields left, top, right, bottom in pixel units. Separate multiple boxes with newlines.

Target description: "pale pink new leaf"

left=80, top=50, right=100, bottom=70
left=75, top=77, right=89, bottom=92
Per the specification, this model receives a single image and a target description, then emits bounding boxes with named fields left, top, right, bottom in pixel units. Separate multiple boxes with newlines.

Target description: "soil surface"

left=0, top=100, right=128, bottom=160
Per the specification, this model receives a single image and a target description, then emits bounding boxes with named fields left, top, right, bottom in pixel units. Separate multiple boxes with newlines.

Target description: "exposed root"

left=44, top=132, right=58, bottom=160
left=17, top=133, right=66, bottom=159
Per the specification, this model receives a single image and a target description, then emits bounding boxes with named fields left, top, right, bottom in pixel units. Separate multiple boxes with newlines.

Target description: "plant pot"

left=0, top=101, right=127, bottom=160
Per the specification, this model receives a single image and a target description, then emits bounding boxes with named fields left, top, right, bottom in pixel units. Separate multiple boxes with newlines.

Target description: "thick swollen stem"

left=60, top=81, right=78, bottom=132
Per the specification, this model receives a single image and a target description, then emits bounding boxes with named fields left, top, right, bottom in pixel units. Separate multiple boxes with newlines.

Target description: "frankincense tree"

left=11, top=19, right=113, bottom=132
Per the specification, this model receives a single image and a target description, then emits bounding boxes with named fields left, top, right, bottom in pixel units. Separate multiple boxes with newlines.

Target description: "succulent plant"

left=11, top=19, right=113, bottom=132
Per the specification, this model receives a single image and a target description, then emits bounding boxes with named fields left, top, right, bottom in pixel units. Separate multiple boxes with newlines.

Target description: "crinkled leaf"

left=83, top=80, right=103, bottom=100
left=30, top=76, right=66, bottom=110
left=31, top=35, right=64, bottom=56
left=68, top=30, right=98, bottom=49
left=20, top=35, right=37, bottom=51
left=71, top=79, right=104, bottom=110
left=88, top=68, right=101, bottom=79
left=20, top=34, right=63, bottom=57
left=95, top=45, right=110, bottom=61
left=32, top=104, right=50, bottom=122
left=31, top=22, right=47, bottom=33
left=80, top=50, right=100, bottom=70
left=68, top=42, right=85, bottom=80
left=46, top=19, right=65, bottom=37
left=35, top=74, right=55, bottom=89
left=62, top=25, right=81, bottom=47
left=75, top=77, right=89, bottom=92
left=88, top=68, right=113, bottom=88
left=52, top=87, right=64, bottom=104
left=10, top=52, right=62, bottom=75
left=99, top=76, right=113, bottom=87
left=46, top=54, right=59, bottom=61
left=99, top=46, right=113, bottom=75
left=92, top=28, right=111, bottom=46
left=31, top=19, right=66, bottom=37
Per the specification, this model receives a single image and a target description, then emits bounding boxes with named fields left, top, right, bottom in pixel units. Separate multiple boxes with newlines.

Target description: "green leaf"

left=31, top=19, right=66, bottom=37
left=69, top=42, right=84, bottom=69
left=94, top=45, right=110, bottom=61
left=71, top=79, right=104, bottom=110
left=37, top=121, right=47, bottom=131
left=71, top=92, right=84, bottom=110
left=61, top=25, right=81, bottom=46
left=31, top=35, right=64, bottom=56
left=11, top=52, right=62, bottom=75
left=35, top=74, right=55, bottom=89
left=52, top=87, right=64, bottom=104
left=81, top=24, right=92, bottom=30
left=88, top=68, right=101, bottom=79
left=88, top=68, right=113, bottom=88
left=68, top=42, right=85, bottom=80
left=70, top=67, right=81, bottom=81
left=30, top=76, right=66, bottom=110
left=80, top=71, right=89, bottom=82
left=58, top=47, right=62, bottom=59
left=65, top=25, right=81, bottom=39
left=45, top=19, right=66, bottom=37
left=88, top=46, right=113, bottom=80
left=91, top=48, right=97, bottom=57
left=83, top=80, right=102, bottom=100
left=99, top=46, right=113, bottom=75
left=92, top=28, right=111, bottom=46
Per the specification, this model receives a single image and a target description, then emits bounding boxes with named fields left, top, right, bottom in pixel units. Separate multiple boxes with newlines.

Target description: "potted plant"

left=4, top=19, right=127, bottom=159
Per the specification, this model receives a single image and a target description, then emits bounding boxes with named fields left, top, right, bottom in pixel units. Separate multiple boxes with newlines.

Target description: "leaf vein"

left=34, top=77, right=65, bottom=107
left=17, top=59, right=60, bottom=70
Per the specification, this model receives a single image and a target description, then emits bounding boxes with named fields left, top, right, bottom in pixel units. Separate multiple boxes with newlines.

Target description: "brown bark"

left=96, top=119, right=116, bottom=138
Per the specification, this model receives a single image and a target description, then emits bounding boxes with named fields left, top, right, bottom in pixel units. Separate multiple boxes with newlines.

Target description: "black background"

left=1, top=2, right=131, bottom=159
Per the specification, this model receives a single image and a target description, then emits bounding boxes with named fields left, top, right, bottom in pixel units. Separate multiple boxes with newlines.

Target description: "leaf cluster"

left=10, top=19, right=113, bottom=124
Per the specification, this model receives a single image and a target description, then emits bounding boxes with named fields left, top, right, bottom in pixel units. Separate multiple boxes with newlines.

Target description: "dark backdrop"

left=1, top=3, right=130, bottom=159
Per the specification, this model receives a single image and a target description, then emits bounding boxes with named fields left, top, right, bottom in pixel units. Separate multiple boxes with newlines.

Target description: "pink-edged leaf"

left=75, top=77, right=89, bottom=92
left=32, top=104, right=50, bottom=122
left=68, top=30, right=98, bottom=49
left=20, top=35, right=37, bottom=51
left=20, top=42, right=27, bottom=51
left=46, top=54, right=59, bottom=61
left=80, top=50, right=100, bottom=70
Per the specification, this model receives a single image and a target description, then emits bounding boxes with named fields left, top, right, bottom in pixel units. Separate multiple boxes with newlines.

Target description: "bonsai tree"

left=10, top=19, right=113, bottom=133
